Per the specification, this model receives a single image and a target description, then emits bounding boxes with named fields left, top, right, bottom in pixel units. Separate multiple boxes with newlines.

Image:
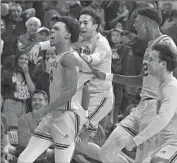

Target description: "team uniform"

left=80, top=32, right=114, bottom=132
left=34, top=49, right=94, bottom=149
left=141, top=76, right=177, bottom=163
left=100, top=35, right=177, bottom=162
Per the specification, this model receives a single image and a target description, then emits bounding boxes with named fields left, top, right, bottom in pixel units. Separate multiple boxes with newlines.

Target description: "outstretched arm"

left=94, top=70, right=143, bottom=88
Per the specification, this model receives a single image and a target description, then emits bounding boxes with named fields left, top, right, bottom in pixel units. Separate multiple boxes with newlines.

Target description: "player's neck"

left=148, top=27, right=162, bottom=41
left=55, top=43, right=71, bottom=56
left=159, top=72, right=173, bottom=86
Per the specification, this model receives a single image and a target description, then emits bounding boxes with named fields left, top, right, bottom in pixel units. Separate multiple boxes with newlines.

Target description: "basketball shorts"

left=34, top=110, right=82, bottom=150
left=143, top=144, right=177, bottom=163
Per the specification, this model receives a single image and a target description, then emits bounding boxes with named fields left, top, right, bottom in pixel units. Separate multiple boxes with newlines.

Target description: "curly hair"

left=138, top=8, right=162, bottom=25
left=58, top=16, right=80, bottom=43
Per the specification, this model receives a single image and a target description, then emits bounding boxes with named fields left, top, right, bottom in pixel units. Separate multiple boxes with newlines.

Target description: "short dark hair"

left=80, top=7, right=101, bottom=27
left=58, top=16, right=80, bottom=43
left=32, top=90, right=48, bottom=102
left=152, top=44, right=177, bottom=72
left=138, top=8, right=162, bottom=25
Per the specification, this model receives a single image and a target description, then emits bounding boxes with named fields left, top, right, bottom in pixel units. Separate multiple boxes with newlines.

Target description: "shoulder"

left=161, top=79, right=177, bottom=98
left=97, top=33, right=111, bottom=50
left=61, top=50, right=82, bottom=69
left=159, top=35, right=177, bottom=53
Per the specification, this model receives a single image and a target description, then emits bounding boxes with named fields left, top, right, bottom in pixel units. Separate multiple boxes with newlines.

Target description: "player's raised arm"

left=44, top=52, right=80, bottom=114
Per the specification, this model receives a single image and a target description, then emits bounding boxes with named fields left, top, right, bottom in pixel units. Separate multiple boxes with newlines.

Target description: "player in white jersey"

left=17, top=16, right=92, bottom=163
left=138, top=43, right=177, bottom=163
left=27, top=8, right=113, bottom=161
left=93, top=8, right=177, bottom=163
left=74, top=8, right=114, bottom=161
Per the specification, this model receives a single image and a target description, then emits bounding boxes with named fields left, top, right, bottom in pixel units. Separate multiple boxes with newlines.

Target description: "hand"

left=28, top=44, right=41, bottom=61
left=5, top=153, right=15, bottom=161
left=92, top=69, right=106, bottom=80
left=82, top=54, right=92, bottom=64
left=34, top=56, right=43, bottom=65
left=20, top=63, right=29, bottom=74
left=45, top=58, right=54, bottom=74
left=125, top=137, right=136, bottom=151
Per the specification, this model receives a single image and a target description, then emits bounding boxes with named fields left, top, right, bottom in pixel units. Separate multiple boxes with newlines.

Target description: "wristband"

left=106, top=73, right=113, bottom=81
left=85, top=110, right=88, bottom=118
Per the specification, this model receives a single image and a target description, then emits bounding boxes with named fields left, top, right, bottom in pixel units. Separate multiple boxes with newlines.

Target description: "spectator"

left=14, top=90, right=50, bottom=163
left=1, top=51, right=35, bottom=146
left=32, top=48, right=56, bottom=98
left=161, top=10, right=177, bottom=45
left=48, top=15, right=60, bottom=30
left=1, top=96, right=16, bottom=163
left=36, top=27, right=50, bottom=42
left=1, top=19, right=5, bottom=56
left=116, top=2, right=130, bottom=28
left=18, top=17, right=41, bottom=55
left=164, top=10, right=177, bottom=45
left=88, top=0, right=105, bottom=23
left=1, top=3, right=35, bottom=62
left=161, top=2, right=173, bottom=25
left=42, top=1, right=61, bottom=28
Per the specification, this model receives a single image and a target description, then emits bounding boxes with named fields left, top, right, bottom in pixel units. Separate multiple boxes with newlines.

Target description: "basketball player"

left=17, top=16, right=92, bottom=163
left=93, top=8, right=177, bottom=163
left=74, top=8, right=114, bottom=161
left=137, top=43, right=177, bottom=163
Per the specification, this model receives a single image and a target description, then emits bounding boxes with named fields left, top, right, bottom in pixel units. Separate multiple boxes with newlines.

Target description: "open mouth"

left=34, top=105, right=41, bottom=109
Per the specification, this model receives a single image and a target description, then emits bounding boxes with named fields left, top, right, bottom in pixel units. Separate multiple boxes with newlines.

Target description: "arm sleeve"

left=90, top=40, right=109, bottom=65
left=133, top=84, right=177, bottom=146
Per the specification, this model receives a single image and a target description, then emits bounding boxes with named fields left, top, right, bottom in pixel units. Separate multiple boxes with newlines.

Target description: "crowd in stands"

left=1, top=1, right=177, bottom=163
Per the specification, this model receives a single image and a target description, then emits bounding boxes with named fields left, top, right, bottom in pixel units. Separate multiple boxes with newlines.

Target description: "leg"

left=113, top=83, right=124, bottom=123
left=99, top=107, right=140, bottom=163
left=77, top=97, right=114, bottom=161
left=99, top=125, right=131, bottom=163
left=76, top=130, right=101, bottom=161
left=18, top=136, right=52, bottom=163
left=51, top=111, right=79, bottom=163
left=54, top=142, right=75, bottom=163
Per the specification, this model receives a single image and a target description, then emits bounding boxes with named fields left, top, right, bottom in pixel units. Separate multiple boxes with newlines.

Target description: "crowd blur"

left=1, top=1, right=177, bottom=163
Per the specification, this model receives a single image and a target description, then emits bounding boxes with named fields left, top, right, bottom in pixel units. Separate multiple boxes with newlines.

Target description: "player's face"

left=32, top=93, right=48, bottom=110
left=111, top=31, right=121, bottom=44
left=18, top=54, right=28, bottom=67
left=148, top=50, right=163, bottom=76
left=134, top=15, right=148, bottom=40
left=79, top=15, right=97, bottom=40
left=50, top=22, right=69, bottom=46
